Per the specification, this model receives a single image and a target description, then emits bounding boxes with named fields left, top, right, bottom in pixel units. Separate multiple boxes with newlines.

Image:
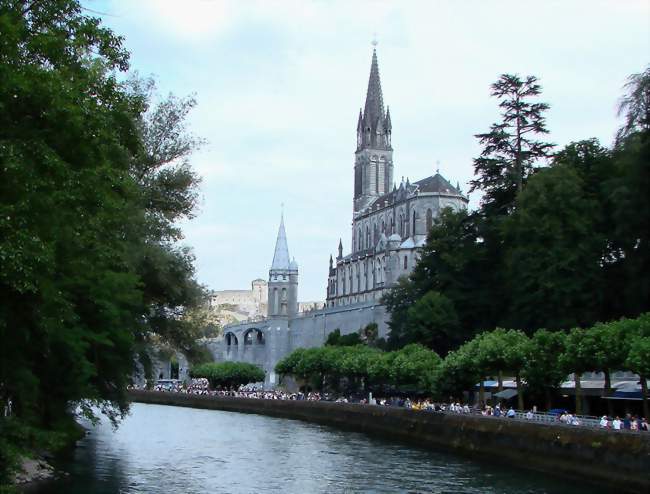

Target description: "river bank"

left=129, top=390, right=650, bottom=494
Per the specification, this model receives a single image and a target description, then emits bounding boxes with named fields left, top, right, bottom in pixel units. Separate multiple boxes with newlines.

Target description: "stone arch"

left=244, top=328, right=265, bottom=345
left=225, top=332, right=238, bottom=346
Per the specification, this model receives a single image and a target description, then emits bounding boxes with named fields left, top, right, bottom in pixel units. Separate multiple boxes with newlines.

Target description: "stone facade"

left=327, top=47, right=468, bottom=307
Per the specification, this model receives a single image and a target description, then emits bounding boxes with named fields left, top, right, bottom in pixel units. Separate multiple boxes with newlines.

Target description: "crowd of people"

left=599, top=414, right=648, bottom=431
left=130, top=379, right=648, bottom=433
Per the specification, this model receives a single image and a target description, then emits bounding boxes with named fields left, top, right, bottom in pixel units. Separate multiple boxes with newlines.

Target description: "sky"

left=88, top=0, right=649, bottom=301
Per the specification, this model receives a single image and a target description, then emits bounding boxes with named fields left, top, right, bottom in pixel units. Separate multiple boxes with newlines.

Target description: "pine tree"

left=471, top=74, right=554, bottom=215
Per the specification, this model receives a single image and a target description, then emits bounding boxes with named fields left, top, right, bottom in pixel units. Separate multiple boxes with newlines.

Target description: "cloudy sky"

left=89, top=0, right=649, bottom=301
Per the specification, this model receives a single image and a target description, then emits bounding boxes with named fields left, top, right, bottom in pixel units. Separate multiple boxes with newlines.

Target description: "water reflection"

left=34, top=403, right=605, bottom=494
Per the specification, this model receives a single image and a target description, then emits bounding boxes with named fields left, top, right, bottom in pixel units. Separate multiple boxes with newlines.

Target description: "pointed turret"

left=270, top=213, right=291, bottom=270
left=363, top=48, right=385, bottom=128
left=356, top=109, right=363, bottom=132
left=268, top=211, right=298, bottom=318
left=337, top=238, right=343, bottom=259
left=385, top=105, right=392, bottom=130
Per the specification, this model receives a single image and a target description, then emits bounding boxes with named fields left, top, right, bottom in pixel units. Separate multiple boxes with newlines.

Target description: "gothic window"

left=373, top=222, right=377, bottom=246
left=398, top=214, right=403, bottom=236
left=404, top=256, right=408, bottom=270
left=358, top=227, right=362, bottom=251
left=426, top=208, right=433, bottom=231
left=365, top=226, right=370, bottom=249
left=412, top=211, right=417, bottom=236
left=381, top=220, right=385, bottom=234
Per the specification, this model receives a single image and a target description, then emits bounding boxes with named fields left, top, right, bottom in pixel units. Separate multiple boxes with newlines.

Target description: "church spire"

left=271, top=212, right=291, bottom=270
left=363, top=48, right=385, bottom=128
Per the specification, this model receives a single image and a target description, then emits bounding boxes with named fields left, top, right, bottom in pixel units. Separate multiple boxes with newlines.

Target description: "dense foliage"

left=275, top=344, right=440, bottom=394
left=191, top=362, right=265, bottom=389
left=0, top=0, right=206, bottom=476
left=278, top=314, right=650, bottom=416
left=384, top=67, right=650, bottom=351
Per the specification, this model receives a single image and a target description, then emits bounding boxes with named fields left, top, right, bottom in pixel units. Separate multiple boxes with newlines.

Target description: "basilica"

left=326, top=48, right=468, bottom=307
left=209, top=47, right=468, bottom=387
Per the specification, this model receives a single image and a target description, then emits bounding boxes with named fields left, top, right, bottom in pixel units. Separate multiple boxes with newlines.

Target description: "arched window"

left=404, top=256, right=408, bottom=270
left=426, top=209, right=433, bottom=232
left=412, top=211, right=417, bottom=236
left=398, top=214, right=403, bottom=236
left=365, top=226, right=370, bottom=249
left=358, top=227, right=362, bottom=251
left=381, top=220, right=385, bottom=234
left=373, top=222, right=377, bottom=245
left=244, top=331, right=253, bottom=345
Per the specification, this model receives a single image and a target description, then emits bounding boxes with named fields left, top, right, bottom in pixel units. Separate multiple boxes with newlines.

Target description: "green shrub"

left=190, top=362, right=264, bottom=388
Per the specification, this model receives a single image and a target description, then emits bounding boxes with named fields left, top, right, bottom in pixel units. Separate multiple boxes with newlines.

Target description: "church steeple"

left=353, top=46, right=395, bottom=216
left=268, top=211, right=298, bottom=318
left=363, top=48, right=384, bottom=131
left=270, top=212, right=290, bottom=270
left=357, top=48, right=391, bottom=151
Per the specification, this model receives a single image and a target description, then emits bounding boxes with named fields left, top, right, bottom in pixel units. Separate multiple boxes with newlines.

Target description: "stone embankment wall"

left=129, top=390, right=650, bottom=494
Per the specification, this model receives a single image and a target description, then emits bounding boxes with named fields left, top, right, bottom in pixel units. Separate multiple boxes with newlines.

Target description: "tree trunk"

left=641, top=373, right=649, bottom=420
left=516, top=373, right=524, bottom=411
left=574, top=372, right=583, bottom=416
left=498, top=370, right=503, bottom=392
left=545, top=388, right=553, bottom=411
left=479, top=378, right=485, bottom=408
left=604, top=369, right=614, bottom=416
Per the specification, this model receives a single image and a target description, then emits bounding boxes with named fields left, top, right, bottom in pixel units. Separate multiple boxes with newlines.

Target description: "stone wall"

left=209, top=301, right=389, bottom=387
left=129, top=390, right=650, bottom=494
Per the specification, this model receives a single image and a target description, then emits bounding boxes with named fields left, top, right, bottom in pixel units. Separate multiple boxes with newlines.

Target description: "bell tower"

left=354, top=46, right=394, bottom=213
left=267, top=212, right=298, bottom=318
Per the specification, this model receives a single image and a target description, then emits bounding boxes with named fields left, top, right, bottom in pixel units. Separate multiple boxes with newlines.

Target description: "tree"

left=0, top=0, right=205, bottom=454
left=626, top=336, right=650, bottom=420
left=522, top=330, right=567, bottom=410
left=616, top=66, right=650, bottom=142
left=191, top=362, right=264, bottom=389
left=388, top=344, right=441, bottom=391
left=560, top=328, right=594, bottom=415
left=0, top=0, right=142, bottom=427
left=402, top=291, right=460, bottom=356
left=470, top=74, right=554, bottom=215
left=325, top=329, right=363, bottom=347
left=502, top=164, right=604, bottom=331
left=384, top=208, right=495, bottom=350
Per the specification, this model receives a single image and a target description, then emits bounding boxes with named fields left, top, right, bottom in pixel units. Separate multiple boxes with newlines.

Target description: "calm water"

left=32, top=403, right=606, bottom=494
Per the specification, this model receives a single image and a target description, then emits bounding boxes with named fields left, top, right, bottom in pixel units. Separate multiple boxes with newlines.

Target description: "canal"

left=33, top=403, right=607, bottom=493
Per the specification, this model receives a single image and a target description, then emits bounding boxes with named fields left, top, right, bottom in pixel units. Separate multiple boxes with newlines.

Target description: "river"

left=32, top=402, right=606, bottom=494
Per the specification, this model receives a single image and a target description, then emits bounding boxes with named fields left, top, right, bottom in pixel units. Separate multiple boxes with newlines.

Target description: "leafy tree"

left=502, top=164, right=604, bottom=331
left=388, top=344, right=441, bottom=391
left=560, top=328, right=595, bottom=415
left=402, top=291, right=460, bottom=355
left=0, top=2, right=205, bottom=467
left=384, top=209, right=495, bottom=350
left=325, top=329, right=363, bottom=347
left=191, top=362, right=264, bottom=389
left=625, top=336, right=650, bottom=419
left=522, top=330, right=567, bottom=410
left=470, top=74, right=553, bottom=215
left=432, top=340, right=481, bottom=401
left=0, top=0, right=142, bottom=427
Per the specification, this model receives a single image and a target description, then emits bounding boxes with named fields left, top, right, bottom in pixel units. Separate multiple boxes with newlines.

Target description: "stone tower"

left=267, top=213, right=298, bottom=318
left=354, top=47, right=394, bottom=214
